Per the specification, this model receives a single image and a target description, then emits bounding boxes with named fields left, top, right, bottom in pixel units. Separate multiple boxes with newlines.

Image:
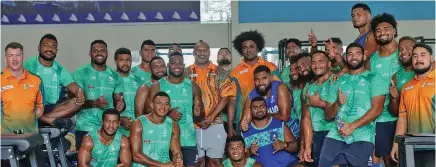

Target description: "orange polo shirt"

left=1, top=68, right=43, bottom=133
left=399, top=69, right=435, bottom=134
left=229, top=57, right=280, bottom=125
left=186, top=62, right=235, bottom=128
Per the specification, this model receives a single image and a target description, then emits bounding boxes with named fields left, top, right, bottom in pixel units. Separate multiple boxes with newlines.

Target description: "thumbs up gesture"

left=96, top=95, right=108, bottom=108
left=305, top=89, right=323, bottom=108
left=174, top=153, right=183, bottom=167
left=240, top=117, right=250, bottom=132
left=272, top=136, right=286, bottom=153
left=75, top=88, right=85, bottom=105
left=389, top=80, right=399, bottom=99
left=336, top=88, right=347, bottom=105
left=116, top=95, right=125, bottom=112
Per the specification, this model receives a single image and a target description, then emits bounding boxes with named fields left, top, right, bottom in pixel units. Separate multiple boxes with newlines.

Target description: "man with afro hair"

left=226, top=30, right=281, bottom=137
left=366, top=12, right=400, bottom=167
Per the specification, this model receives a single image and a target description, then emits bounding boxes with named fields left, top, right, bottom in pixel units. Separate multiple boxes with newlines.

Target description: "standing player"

left=319, top=43, right=388, bottom=167
left=131, top=40, right=156, bottom=85
left=114, top=47, right=141, bottom=136
left=389, top=36, right=416, bottom=115
left=281, top=38, right=302, bottom=88
left=145, top=52, right=205, bottom=167
left=351, top=3, right=377, bottom=56
left=130, top=92, right=183, bottom=167
left=366, top=13, right=400, bottom=167
left=135, top=56, right=167, bottom=117
left=78, top=109, right=131, bottom=167
left=72, top=40, right=125, bottom=148
left=300, top=51, right=335, bottom=166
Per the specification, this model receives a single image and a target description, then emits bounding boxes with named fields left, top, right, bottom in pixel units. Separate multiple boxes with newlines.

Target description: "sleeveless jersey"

left=396, top=68, right=415, bottom=92
left=89, top=129, right=122, bottom=167
left=223, top=158, right=256, bottom=167
left=132, top=115, right=173, bottom=167
left=118, top=73, right=141, bottom=136
left=242, top=118, right=297, bottom=167
left=370, top=50, right=401, bottom=122
left=248, top=81, right=300, bottom=138
left=354, top=31, right=370, bottom=48
left=158, top=77, right=196, bottom=146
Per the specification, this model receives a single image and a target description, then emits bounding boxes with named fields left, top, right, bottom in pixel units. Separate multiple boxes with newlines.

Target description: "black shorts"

left=319, top=138, right=373, bottom=167
left=375, top=121, right=396, bottom=157
left=312, top=131, right=329, bottom=166
left=181, top=146, right=198, bottom=166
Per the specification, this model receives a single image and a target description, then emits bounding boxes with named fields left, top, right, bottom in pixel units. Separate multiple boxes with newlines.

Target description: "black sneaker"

left=52, top=118, right=74, bottom=129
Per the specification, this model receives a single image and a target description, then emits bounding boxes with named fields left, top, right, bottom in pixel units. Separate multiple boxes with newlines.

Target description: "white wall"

left=1, top=22, right=231, bottom=71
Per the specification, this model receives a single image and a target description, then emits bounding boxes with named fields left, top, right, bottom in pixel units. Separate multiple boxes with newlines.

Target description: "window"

left=200, top=0, right=231, bottom=23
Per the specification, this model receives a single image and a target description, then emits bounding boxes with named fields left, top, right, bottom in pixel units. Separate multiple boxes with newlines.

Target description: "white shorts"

left=195, top=124, right=227, bottom=158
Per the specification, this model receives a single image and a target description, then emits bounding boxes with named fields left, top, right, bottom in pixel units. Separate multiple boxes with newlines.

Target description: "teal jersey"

left=292, top=88, right=303, bottom=121
left=132, top=115, right=173, bottom=167
left=158, top=77, right=196, bottom=146
left=23, top=56, right=74, bottom=105
left=223, top=158, right=256, bottom=167
left=72, top=64, right=123, bottom=132
left=326, top=71, right=388, bottom=144
left=131, top=66, right=152, bottom=85
left=88, top=129, right=122, bottom=167
left=396, top=68, right=415, bottom=92
left=118, top=73, right=142, bottom=137
left=370, top=50, right=401, bottom=122
left=281, top=66, right=291, bottom=89
left=302, top=76, right=335, bottom=131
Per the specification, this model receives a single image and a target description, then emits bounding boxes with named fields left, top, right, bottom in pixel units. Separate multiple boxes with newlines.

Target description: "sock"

left=372, top=163, right=381, bottom=167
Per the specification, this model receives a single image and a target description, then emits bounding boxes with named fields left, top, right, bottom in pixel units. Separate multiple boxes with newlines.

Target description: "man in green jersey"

left=145, top=52, right=205, bottom=167
left=135, top=56, right=167, bottom=117
left=281, top=38, right=302, bottom=89
left=366, top=13, right=400, bottom=167
left=388, top=36, right=416, bottom=116
left=131, top=40, right=156, bottom=85
left=319, top=43, right=388, bottom=167
left=72, top=40, right=125, bottom=148
left=23, top=34, right=85, bottom=128
left=222, top=135, right=262, bottom=167
left=300, top=51, right=335, bottom=166
left=114, top=47, right=142, bottom=137
left=78, top=108, right=131, bottom=167
left=130, top=92, right=183, bottom=167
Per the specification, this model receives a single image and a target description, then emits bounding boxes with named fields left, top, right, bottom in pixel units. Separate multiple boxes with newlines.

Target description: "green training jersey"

left=292, top=88, right=303, bottom=121
left=370, top=50, right=400, bottom=122
left=72, top=64, right=123, bottom=132
left=88, top=129, right=122, bottom=167
left=223, top=158, right=256, bottom=167
left=396, top=68, right=415, bottom=92
left=281, top=66, right=291, bottom=89
left=326, top=71, right=388, bottom=144
left=131, top=66, right=152, bottom=86
left=118, top=72, right=142, bottom=137
left=132, top=115, right=173, bottom=167
left=302, top=76, right=335, bottom=131
left=158, top=77, right=196, bottom=147
left=24, top=56, right=74, bottom=105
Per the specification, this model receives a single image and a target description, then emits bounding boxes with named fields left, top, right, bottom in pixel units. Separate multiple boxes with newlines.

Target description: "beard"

left=152, top=72, right=167, bottom=81
left=169, top=70, right=184, bottom=77
left=414, top=64, right=432, bottom=75
left=218, top=59, right=232, bottom=65
left=255, top=82, right=272, bottom=96
left=39, top=51, right=56, bottom=61
left=117, top=66, right=130, bottom=73
left=253, top=112, right=267, bottom=120
left=376, top=38, right=393, bottom=46
left=346, top=59, right=365, bottom=70
left=400, top=58, right=412, bottom=67
left=299, top=72, right=314, bottom=83
left=91, top=55, right=107, bottom=66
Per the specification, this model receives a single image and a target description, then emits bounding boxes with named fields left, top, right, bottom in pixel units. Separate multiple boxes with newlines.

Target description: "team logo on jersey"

left=23, top=84, right=35, bottom=90
left=1, top=85, right=14, bottom=91
left=144, top=139, right=151, bottom=144
left=238, top=69, right=249, bottom=75
left=108, top=76, right=114, bottom=82
left=91, top=76, right=96, bottom=80
left=88, top=85, right=95, bottom=90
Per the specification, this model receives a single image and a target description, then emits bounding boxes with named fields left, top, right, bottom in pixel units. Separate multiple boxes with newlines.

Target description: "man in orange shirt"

left=1, top=42, right=44, bottom=133
left=186, top=41, right=234, bottom=167
left=229, top=30, right=280, bottom=133
left=390, top=43, right=435, bottom=167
